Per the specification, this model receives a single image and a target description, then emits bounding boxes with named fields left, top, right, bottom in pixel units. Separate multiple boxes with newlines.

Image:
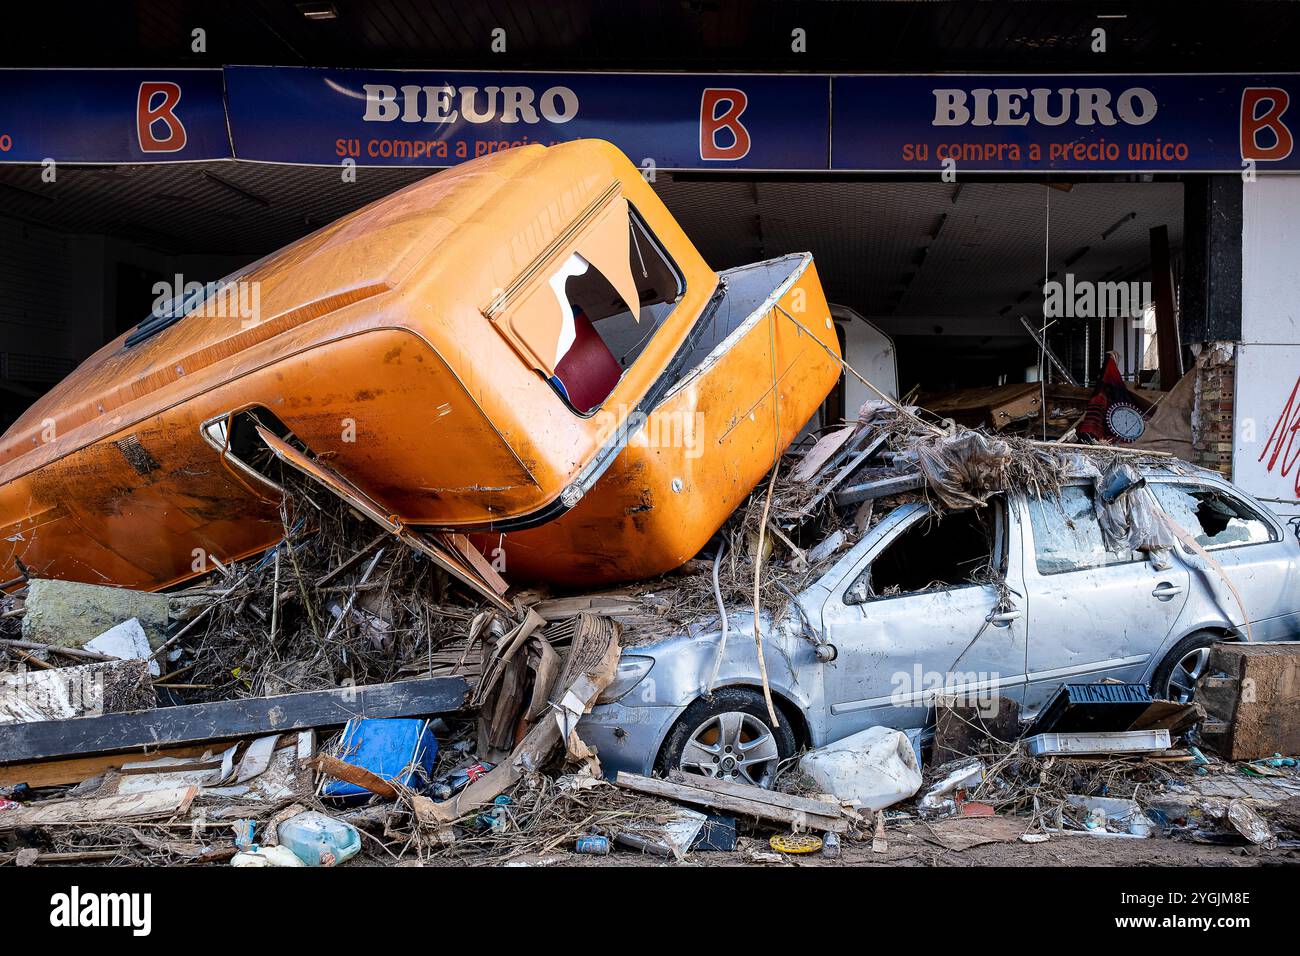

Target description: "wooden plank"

left=798, top=432, right=887, bottom=515
left=0, top=676, right=469, bottom=766
left=0, top=786, right=196, bottom=830
left=307, top=753, right=400, bottom=799
left=534, top=594, right=642, bottom=621
left=437, top=533, right=509, bottom=597
left=791, top=425, right=855, bottom=481
left=0, top=742, right=241, bottom=789
left=615, top=772, right=849, bottom=833
left=836, top=472, right=925, bottom=506
left=666, top=771, right=862, bottom=822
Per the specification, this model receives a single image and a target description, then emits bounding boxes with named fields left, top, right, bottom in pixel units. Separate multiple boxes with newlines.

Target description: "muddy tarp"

left=1093, top=460, right=1178, bottom=556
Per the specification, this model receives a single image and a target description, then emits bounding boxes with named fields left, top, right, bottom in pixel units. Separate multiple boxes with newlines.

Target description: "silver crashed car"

left=577, top=464, right=1300, bottom=787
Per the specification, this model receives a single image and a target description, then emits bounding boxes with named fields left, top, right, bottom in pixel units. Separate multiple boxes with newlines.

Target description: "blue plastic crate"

left=322, top=718, right=439, bottom=803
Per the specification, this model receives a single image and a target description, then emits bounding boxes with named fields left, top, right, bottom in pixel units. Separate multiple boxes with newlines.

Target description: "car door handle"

left=1152, top=582, right=1184, bottom=599
left=986, top=609, right=1022, bottom=626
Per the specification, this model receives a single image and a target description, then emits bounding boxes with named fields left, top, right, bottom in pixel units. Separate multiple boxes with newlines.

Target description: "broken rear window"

left=1148, top=483, right=1276, bottom=550
left=495, top=200, right=684, bottom=415
left=845, top=507, right=998, bottom=605
left=1026, top=485, right=1139, bottom=574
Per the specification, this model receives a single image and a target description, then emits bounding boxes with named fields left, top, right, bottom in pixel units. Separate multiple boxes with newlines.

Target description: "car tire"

left=655, top=687, right=798, bottom=789
left=1150, top=630, right=1223, bottom=703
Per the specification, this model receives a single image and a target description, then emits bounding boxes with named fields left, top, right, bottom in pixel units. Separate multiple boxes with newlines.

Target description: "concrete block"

left=1199, top=642, right=1300, bottom=761
left=21, top=579, right=169, bottom=650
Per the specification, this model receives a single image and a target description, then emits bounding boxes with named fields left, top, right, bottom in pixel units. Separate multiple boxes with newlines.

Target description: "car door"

left=818, top=499, right=1028, bottom=741
left=1018, top=484, right=1191, bottom=714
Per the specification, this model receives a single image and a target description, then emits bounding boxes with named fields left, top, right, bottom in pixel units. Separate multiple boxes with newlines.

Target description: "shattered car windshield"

left=1148, top=483, right=1275, bottom=550
left=1026, top=484, right=1138, bottom=574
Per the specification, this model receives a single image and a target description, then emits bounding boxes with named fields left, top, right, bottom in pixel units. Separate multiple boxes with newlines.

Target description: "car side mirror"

left=845, top=576, right=870, bottom=606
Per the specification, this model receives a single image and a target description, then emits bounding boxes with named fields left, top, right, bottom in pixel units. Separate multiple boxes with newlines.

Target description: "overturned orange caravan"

left=0, top=140, right=840, bottom=592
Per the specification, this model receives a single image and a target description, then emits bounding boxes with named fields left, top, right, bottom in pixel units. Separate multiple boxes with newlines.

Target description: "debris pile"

left=0, top=392, right=1296, bottom=868
left=610, top=398, right=1185, bottom=637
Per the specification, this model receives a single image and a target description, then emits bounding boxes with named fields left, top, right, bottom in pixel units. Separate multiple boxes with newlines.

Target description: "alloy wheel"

left=678, top=710, right=780, bottom=787
left=1165, top=646, right=1211, bottom=703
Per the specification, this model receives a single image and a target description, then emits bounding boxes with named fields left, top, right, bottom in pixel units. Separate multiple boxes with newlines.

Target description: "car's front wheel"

left=656, top=687, right=797, bottom=788
left=1150, top=630, right=1222, bottom=703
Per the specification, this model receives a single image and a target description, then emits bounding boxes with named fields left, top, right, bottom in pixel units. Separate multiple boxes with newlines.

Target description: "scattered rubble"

left=0, top=389, right=1295, bottom=868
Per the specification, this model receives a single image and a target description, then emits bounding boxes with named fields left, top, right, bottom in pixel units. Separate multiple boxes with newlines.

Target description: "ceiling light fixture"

left=297, top=3, right=338, bottom=21
left=1101, top=211, right=1138, bottom=240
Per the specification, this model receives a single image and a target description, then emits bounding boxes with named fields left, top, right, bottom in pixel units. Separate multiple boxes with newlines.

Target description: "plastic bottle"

left=232, top=819, right=257, bottom=851
left=276, top=812, right=362, bottom=867
left=476, top=794, right=512, bottom=833
left=231, top=845, right=306, bottom=867
left=575, top=835, right=610, bottom=854
left=431, top=761, right=495, bottom=800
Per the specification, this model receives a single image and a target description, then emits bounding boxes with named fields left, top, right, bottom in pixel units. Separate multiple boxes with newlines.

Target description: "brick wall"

left=1191, top=341, right=1236, bottom=477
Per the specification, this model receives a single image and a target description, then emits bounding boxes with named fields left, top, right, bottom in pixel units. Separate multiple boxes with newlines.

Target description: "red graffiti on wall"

left=1258, top=373, right=1300, bottom=495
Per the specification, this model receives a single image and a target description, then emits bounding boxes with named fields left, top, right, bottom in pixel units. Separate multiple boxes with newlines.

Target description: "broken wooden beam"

left=0, top=786, right=197, bottom=830
left=0, top=676, right=470, bottom=766
left=791, top=425, right=855, bottom=482
left=0, top=639, right=117, bottom=663
left=307, top=753, right=400, bottom=800
left=799, top=432, right=888, bottom=515
left=668, top=771, right=867, bottom=825
left=835, top=471, right=925, bottom=506
left=0, top=742, right=250, bottom=789
left=614, top=771, right=855, bottom=833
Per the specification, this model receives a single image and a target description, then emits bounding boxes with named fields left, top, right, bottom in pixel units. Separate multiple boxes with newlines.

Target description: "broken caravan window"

left=201, top=407, right=307, bottom=494
left=1148, top=482, right=1277, bottom=550
left=845, top=506, right=1000, bottom=605
left=1025, top=484, right=1139, bottom=574
left=498, top=200, right=685, bottom=416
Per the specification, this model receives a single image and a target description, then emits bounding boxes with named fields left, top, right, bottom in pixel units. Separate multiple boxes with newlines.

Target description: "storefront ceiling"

left=7, top=1, right=1299, bottom=72
left=657, top=178, right=1183, bottom=332
left=0, top=162, right=427, bottom=254
left=0, top=161, right=1181, bottom=338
